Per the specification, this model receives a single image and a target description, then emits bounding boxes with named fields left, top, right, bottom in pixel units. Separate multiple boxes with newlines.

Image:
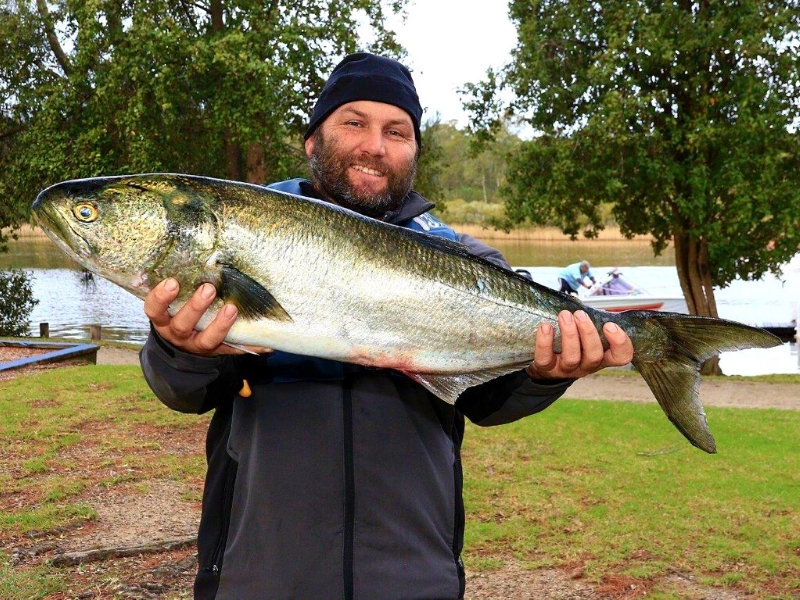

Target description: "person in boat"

left=558, top=260, right=597, bottom=295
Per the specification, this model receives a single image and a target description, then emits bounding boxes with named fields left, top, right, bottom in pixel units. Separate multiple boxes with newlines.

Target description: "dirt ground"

left=2, top=346, right=797, bottom=598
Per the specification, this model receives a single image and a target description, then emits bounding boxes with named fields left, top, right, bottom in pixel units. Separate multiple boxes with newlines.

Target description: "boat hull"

left=580, top=295, right=688, bottom=313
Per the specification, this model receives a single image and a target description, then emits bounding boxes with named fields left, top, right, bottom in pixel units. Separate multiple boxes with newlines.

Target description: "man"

left=559, top=260, right=597, bottom=295
left=140, top=53, right=633, bottom=599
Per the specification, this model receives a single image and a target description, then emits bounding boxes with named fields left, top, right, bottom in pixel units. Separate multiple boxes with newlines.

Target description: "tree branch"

left=49, top=536, right=197, bottom=567
left=0, top=124, right=26, bottom=141
left=36, top=0, right=72, bottom=77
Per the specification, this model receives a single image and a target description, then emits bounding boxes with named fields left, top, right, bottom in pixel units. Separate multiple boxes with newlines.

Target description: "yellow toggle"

left=239, top=379, right=252, bottom=398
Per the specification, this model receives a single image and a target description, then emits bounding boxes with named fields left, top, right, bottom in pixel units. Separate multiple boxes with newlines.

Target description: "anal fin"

left=406, top=364, right=530, bottom=404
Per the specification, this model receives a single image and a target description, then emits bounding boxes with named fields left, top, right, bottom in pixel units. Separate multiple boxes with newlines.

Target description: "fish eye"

left=73, top=202, right=99, bottom=223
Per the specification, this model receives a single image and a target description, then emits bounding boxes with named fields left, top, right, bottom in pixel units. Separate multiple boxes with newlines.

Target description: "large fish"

left=32, top=174, right=781, bottom=453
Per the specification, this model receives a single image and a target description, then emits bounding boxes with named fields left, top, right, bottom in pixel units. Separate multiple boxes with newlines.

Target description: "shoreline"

left=7, top=223, right=655, bottom=243
left=452, top=223, right=654, bottom=243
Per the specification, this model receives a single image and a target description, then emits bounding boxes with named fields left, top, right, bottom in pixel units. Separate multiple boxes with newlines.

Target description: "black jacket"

left=140, top=184, right=572, bottom=599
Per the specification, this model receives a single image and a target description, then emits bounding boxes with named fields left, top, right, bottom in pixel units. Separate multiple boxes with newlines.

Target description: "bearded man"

left=140, top=52, right=633, bottom=599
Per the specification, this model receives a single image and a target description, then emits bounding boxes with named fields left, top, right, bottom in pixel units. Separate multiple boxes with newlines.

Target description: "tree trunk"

left=673, top=231, right=722, bottom=374
left=225, top=129, right=243, bottom=180
left=209, top=0, right=243, bottom=181
left=246, top=142, right=268, bottom=184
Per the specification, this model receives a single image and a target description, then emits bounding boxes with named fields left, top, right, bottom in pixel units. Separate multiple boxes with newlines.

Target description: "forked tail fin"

left=623, top=311, right=782, bottom=454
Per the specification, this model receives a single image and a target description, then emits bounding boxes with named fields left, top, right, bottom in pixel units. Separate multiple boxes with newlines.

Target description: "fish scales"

left=218, top=185, right=546, bottom=369
left=32, top=173, right=782, bottom=453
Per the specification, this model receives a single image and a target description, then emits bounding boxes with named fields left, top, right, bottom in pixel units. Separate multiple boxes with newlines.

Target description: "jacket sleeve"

left=454, top=232, right=575, bottom=426
left=455, top=371, right=573, bottom=426
left=139, top=326, right=243, bottom=415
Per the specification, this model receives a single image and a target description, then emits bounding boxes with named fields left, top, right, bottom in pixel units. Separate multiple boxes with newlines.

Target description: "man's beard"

left=309, top=130, right=417, bottom=218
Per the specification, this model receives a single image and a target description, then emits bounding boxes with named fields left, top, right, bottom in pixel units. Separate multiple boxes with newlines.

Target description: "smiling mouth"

left=351, top=164, right=385, bottom=177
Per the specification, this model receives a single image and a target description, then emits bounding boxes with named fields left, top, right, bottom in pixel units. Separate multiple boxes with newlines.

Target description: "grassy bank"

left=2, top=224, right=43, bottom=239
left=463, top=398, right=800, bottom=596
left=453, top=223, right=655, bottom=243
left=2, top=365, right=799, bottom=597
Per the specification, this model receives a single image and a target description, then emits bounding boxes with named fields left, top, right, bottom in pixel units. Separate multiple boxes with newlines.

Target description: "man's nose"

left=358, top=128, right=387, bottom=156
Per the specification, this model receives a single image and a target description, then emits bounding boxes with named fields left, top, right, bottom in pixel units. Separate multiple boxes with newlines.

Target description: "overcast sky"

left=388, top=1, right=517, bottom=128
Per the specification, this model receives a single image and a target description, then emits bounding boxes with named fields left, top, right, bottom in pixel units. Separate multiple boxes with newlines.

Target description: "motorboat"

left=576, top=268, right=688, bottom=313
left=512, top=267, right=688, bottom=313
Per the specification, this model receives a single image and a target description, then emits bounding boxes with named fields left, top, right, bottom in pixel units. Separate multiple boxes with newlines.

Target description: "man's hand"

left=144, top=278, right=270, bottom=356
left=526, top=310, right=633, bottom=380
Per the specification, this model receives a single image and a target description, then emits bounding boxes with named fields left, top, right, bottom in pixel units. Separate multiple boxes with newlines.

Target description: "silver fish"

left=31, top=173, right=781, bottom=453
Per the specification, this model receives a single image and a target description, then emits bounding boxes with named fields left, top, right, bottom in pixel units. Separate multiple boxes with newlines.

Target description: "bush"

left=436, top=199, right=507, bottom=225
left=0, top=269, right=39, bottom=336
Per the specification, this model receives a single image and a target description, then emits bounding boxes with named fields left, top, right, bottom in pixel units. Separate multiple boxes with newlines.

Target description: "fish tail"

left=621, top=311, right=782, bottom=454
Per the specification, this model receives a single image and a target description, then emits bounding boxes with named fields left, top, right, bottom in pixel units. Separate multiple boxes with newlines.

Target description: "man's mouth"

left=351, top=164, right=385, bottom=177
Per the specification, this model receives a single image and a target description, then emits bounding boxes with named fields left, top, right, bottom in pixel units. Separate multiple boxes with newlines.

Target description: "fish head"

left=31, top=174, right=220, bottom=299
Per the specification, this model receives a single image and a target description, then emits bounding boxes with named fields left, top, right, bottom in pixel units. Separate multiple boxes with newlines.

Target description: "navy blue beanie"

left=305, top=52, right=423, bottom=146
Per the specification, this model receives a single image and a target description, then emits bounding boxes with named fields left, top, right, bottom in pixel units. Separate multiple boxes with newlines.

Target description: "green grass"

left=0, top=556, right=62, bottom=600
left=0, top=364, right=208, bottom=598
left=462, top=398, right=800, bottom=596
left=1, top=363, right=799, bottom=597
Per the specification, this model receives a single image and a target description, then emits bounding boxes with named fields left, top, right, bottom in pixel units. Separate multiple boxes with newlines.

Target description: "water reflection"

left=27, top=268, right=149, bottom=345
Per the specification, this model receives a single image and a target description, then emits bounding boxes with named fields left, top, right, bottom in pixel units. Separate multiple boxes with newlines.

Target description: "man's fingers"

left=192, top=304, right=238, bottom=353
left=528, top=311, right=635, bottom=380
left=168, top=283, right=217, bottom=339
left=555, top=310, right=581, bottom=373
left=574, top=310, right=604, bottom=370
left=144, top=278, right=180, bottom=325
left=602, top=322, right=634, bottom=366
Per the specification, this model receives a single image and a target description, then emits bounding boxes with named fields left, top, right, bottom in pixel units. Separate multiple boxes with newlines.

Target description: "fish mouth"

left=31, top=193, right=92, bottom=261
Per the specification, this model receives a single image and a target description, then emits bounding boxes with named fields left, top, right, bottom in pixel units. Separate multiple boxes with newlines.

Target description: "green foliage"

left=467, top=0, right=800, bottom=287
left=0, top=0, right=408, bottom=233
left=413, top=114, right=446, bottom=203
left=0, top=270, right=39, bottom=336
left=433, top=120, right=520, bottom=204
left=437, top=199, right=506, bottom=225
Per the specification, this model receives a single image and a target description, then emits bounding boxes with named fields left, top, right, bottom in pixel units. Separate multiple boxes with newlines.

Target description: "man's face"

left=305, top=101, right=418, bottom=218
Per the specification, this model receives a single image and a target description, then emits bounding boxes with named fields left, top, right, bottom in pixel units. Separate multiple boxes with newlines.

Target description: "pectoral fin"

left=218, top=265, right=292, bottom=322
left=406, top=364, right=530, bottom=404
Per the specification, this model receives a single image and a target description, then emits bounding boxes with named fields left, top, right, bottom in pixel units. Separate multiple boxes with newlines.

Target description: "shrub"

left=436, top=199, right=507, bottom=225
left=0, top=269, right=39, bottom=337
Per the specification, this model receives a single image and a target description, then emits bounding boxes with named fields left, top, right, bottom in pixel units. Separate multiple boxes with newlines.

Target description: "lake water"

left=1, top=234, right=797, bottom=376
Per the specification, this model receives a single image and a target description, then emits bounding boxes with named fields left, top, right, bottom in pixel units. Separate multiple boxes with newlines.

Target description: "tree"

left=465, top=1, right=800, bottom=322
left=0, top=269, right=38, bottom=336
left=0, top=0, right=409, bottom=249
left=424, top=119, right=519, bottom=205
left=413, top=113, right=446, bottom=204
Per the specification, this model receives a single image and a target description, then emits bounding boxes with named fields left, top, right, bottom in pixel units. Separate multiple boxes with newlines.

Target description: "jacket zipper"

left=209, top=458, right=237, bottom=575
left=343, top=375, right=355, bottom=600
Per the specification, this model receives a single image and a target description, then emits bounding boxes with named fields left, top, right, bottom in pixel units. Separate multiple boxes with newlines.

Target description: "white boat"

left=513, top=267, right=688, bottom=314
left=577, top=268, right=688, bottom=313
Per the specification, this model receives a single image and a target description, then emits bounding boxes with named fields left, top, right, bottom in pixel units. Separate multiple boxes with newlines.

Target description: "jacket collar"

left=296, top=180, right=435, bottom=225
